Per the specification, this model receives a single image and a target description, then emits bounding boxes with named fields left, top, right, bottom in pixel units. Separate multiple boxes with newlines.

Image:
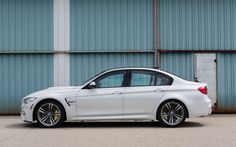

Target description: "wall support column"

left=153, top=0, right=160, bottom=69
left=53, top=0, right=70, bottom=86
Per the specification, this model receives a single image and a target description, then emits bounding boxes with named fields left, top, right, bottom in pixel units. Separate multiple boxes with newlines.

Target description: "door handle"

left=112, top=91, right=123, bottom=95
left=154, top=89, right=165, bottom=92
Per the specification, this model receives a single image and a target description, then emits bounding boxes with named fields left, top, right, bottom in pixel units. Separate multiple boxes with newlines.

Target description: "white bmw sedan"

left=21, top=68, right=211, bottom=128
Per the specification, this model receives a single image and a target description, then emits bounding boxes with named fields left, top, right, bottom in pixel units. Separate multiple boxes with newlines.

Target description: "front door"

left=77, top=70, right=126, bottom=117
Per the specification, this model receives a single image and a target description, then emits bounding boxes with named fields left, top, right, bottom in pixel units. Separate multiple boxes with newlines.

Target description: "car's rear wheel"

left=158, top=100, right=187, bottom=127
left=35, top=100, right=65, bottom=128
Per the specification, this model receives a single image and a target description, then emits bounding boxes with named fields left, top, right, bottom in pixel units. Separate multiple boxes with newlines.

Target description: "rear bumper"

left=188, top=96, right=212, bottom=118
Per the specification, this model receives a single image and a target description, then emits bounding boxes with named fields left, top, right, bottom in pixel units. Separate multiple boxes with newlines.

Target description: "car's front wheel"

left=158, top=100, right=187, bottom=127
left=35, top=100, right=65, bottom=128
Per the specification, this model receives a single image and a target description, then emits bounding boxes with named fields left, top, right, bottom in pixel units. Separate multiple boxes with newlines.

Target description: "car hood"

left=25, top=86, right=83, bottom=98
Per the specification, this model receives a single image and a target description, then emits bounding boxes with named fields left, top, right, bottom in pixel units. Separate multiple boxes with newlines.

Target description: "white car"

left=21, top=68, right=211, bottom=128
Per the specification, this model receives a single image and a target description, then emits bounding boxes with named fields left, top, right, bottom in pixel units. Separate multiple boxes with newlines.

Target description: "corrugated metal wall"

left=70, top=0, right=155, bottom=86
left=0, top=0, right=53, bottom=51
left=70, top=53, right=153, bottom=85
left=160, top=53, right=194, bottom=81
left=160, top=0, right=236, bottom=50
left=217, top=54, right=236, bottom=113
left=1, top=0, right=236, bottom=114
left=70, top=0, right=153, bottom=51
left=160, top=0, right=236, bottom=113
left=0, top=54, right=53, bottom=114
left=0, top=0, right=53, bottom=114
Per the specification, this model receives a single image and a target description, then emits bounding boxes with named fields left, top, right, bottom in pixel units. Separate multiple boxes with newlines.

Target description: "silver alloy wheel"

left=37, top=103, right=61, bottom=127
left=160, top=102, right=185, bottom=126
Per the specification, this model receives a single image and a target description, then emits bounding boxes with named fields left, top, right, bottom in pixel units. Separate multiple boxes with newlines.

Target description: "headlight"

left=23, top=97, right=37, bottom=104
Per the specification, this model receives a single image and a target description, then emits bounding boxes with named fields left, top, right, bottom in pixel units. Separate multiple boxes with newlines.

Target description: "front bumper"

left=21, top=103, right=35, bottom=122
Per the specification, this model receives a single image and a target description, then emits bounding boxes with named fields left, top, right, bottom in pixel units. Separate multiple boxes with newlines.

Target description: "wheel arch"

left=156, top=98, right=189, bottom=119
left=33, top=98, right=67, bottom=121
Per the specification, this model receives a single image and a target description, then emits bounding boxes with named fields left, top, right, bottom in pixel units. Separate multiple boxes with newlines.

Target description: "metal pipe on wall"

left=153, top=0, right=160, bottom=69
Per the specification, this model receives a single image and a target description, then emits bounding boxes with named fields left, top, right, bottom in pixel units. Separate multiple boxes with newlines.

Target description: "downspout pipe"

left=153, top=0, right=160, bottom=69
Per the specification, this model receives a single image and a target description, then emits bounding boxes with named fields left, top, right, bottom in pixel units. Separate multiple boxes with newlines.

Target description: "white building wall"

left=53, top=0, right=70, bottom=86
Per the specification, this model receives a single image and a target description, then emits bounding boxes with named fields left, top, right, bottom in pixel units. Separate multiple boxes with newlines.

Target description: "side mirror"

left=88, top=81, right=96, bottom=89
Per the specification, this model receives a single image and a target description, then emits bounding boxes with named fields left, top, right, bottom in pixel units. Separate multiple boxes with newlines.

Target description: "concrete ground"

left=0, top=115, right=236, bottom=147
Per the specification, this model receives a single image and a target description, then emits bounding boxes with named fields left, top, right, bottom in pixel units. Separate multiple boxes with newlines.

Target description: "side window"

left=130, top=71, right=156, bottom=86
left=156, top=73, right=172, bottom=86
left=130, top=70, right=173, bottom=87
left=94, top=71, right=125, bottom=88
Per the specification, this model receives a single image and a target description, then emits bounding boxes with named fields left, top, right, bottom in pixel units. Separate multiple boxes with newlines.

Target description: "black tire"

left=35, top=100, right=65, bottom=128
left=157, top=100, right=187, bottom=127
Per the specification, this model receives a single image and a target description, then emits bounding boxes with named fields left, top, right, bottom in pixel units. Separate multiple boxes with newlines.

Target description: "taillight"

left=198, top=86, right=207, bottom=95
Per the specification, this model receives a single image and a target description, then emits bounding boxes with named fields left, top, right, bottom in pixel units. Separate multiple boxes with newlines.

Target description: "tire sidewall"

left=157, top=100, right=187, bottom=127
left=35, top=100, right=65, bottom=128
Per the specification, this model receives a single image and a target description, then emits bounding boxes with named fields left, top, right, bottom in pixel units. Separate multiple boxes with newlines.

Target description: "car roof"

left=105, top=67, right=166, bottom=74
left=105, top=67, right=157, bottom=71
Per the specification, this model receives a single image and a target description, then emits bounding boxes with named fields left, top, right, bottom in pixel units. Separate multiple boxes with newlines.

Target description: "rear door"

left=124, top=70, right=172, bottom=115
